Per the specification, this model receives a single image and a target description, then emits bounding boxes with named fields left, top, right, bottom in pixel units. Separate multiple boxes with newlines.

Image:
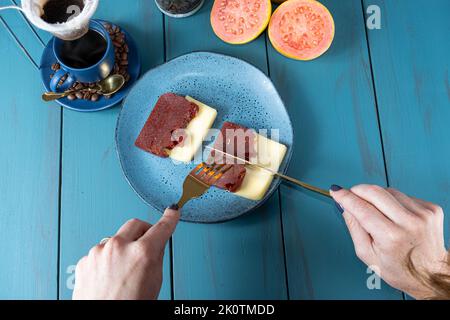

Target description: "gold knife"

left=205, top=146, right=331, bottom=198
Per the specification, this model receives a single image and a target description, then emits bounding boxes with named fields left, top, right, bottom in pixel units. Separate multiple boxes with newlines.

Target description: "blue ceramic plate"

left=116, top=52, right=293, bottom=223
left=40, top=20, right=140, bottom=112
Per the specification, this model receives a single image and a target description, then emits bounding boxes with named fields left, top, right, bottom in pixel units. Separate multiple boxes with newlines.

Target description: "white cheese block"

left=169, top=96, right=218, bottom=163
left=235, top=134, right=287, bottom=201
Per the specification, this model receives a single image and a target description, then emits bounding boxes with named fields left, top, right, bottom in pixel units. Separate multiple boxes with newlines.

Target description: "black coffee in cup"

left=59, top=29, right=107, bottom=69
left=41, top=0, right=85, bottom=24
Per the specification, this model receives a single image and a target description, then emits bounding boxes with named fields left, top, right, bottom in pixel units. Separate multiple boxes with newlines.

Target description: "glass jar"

left=154, top=0, right=205, bottom=18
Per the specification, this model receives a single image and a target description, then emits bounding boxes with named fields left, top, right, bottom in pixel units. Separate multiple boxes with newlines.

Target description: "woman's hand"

left=72, top=206, right=180, bottom=300
left=330, top=185, right=448, bottom=299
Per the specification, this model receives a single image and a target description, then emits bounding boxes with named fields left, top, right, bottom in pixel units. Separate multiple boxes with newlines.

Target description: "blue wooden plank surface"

left=165, top=2, right=288, bottom=299
left=0, top=1, right=60, bottom=299
left=58, top=0, right=171, bottom=299
left=364, top=0, right=449, bottom=244
left=1, top=0, right=448, bottom=300
left=7, top=0, right=48, bottom=45
left=0, top=0, right=44, bottom=67
left=267, top=0, right=403, bottom=299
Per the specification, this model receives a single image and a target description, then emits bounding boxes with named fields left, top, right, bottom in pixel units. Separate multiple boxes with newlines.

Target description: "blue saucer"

left=39, top=20, right=141, bottom=112
left=116, top=52, right=294, bottom=223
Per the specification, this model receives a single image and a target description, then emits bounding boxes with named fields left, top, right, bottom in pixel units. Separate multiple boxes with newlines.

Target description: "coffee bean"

left=75, top=83, right=84, bottom=90
left=83, top=92, right=91, bottom=100
left=68, top=94, right=76, bottom=101
left=91, top=94, right=99, bottom=102
left=75, top=91, right=83, bottom=99
left=120, top=60, right=129, bottom=66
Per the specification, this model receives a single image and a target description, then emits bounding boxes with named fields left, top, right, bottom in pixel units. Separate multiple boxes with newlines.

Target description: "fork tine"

left=197, top=163, right=216, bottom=178
left=197, top=163, right=224, bottom=180
left=207, top=164, right=233, bottom=184
left=205, top=164, right=225, bottom=178
left=178, top=163, right=212, bottom=208
left=178, top=162, right=237, bottom=208
left=190, top=162, right=206, bottom=175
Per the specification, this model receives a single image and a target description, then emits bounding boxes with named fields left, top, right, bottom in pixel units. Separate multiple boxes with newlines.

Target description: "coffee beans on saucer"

left=50, top=23, right=130, bottom=102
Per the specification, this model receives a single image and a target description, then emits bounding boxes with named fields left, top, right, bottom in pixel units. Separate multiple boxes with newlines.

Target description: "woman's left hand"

left=330, top=185, right=448, bottom=299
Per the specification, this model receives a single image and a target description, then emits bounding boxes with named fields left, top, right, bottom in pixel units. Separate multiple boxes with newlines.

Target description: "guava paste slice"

left=135, top=93, right=199, bottom=158
left=210, top=122, right=257, bottom=192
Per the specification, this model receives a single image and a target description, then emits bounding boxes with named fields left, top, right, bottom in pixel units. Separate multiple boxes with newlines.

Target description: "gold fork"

left=177, top=162, right=232, bottom=209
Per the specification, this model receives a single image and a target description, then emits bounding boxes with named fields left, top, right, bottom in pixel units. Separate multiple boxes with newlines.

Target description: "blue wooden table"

left=0, top=0, right=448, bottom=300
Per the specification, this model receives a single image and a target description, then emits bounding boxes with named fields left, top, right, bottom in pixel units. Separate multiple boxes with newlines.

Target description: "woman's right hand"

left=73, top=206, right=180, bottom=300
left=330, top=184, right=449, bottom=299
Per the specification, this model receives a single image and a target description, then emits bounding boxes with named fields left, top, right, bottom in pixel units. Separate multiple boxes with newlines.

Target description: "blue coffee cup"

left=50, top=20, right=115, bottom=92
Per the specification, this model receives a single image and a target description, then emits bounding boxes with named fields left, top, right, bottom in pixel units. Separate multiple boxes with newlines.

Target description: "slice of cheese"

left=235, top=134, right=287, bottom=201
left=169, top=96, right=218, bottom=163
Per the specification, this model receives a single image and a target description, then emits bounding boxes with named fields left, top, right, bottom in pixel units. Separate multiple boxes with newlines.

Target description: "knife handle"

left=275, top=172, right=332, bottom=198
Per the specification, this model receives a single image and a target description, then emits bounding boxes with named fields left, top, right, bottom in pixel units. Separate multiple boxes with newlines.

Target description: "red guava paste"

left=210, top=122, right=256, bottom=192
left=135, top=93, right=199, bottom=158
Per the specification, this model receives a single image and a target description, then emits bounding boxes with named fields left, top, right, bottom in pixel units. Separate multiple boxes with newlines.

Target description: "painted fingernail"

left=330, top=184, right=343, bottom=192
left=169, top=204, right=179, bottom=211
left=330, top=185, right=344, bottom=213
left=334, top=202, right=344, bottom=214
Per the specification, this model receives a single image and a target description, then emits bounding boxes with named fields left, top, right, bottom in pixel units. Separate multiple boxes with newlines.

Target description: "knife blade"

left=204, top=145, right=331, bottom=198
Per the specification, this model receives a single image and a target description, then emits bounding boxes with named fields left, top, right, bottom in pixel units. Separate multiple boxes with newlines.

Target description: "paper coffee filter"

left=21, top=0, right=99, bottom=40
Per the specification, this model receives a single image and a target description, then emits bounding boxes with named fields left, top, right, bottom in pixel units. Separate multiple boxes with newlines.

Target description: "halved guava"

left=211, top=0, right=272, bottom=44
left=268, top=0, right=335, bottom=60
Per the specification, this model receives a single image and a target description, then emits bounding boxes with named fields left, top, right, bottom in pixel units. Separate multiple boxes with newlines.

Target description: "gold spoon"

left=42, top=74, right=126, bottom=102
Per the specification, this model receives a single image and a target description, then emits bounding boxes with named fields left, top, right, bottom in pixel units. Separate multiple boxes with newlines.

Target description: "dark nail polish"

left=330, top=184, right=343, bottom=192
left=335, top=202, right=344, bottom=214
left=330, top=185, right=344, bottom=213
left=169, top=204, right=179, bottom=211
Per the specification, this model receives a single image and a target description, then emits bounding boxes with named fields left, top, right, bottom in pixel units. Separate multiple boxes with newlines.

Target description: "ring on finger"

left=99, top=237, right=112, bottom=245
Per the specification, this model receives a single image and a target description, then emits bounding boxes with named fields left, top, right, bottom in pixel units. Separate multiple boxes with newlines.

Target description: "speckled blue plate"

left=40, top=20, right=140, bottom=112
left=116, top=52, right=293, bottom=223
